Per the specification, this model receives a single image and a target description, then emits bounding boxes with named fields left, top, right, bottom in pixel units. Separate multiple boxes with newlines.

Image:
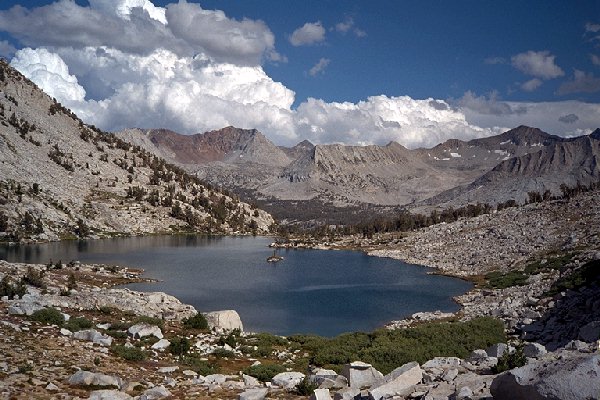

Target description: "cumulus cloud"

left=558, top=113, right=579, bottom=124
left=289, top=21, right=326, bottom=46
left=0, top=0, right=277, bottom=65
left=511, top=50, right=564, bottom=79
left=521, top=78, right=543, bottom=92
left=295, top=96, right=494, bottom=148
left=308, top=58, right=330, bottom=76
left=585, top=22, right=600, bottom=33
left=3, top=0, right=599, bottom=150
left=557, top=70, right=600, bottom=95
left=10, top=48, right=86, bottom=103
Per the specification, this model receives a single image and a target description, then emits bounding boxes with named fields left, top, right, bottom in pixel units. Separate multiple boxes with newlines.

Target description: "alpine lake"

left=0, top=235, right=472, bottom=337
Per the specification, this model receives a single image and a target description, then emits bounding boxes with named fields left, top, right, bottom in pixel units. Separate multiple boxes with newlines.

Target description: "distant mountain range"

left=119, top=125, right=600, bottom=223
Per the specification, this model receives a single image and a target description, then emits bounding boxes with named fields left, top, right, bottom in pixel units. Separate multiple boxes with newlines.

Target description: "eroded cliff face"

left=0, top=60, right=274, bottom=242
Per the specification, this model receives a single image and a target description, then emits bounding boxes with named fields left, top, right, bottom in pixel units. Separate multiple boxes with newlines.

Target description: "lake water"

left=0, top=235, right=471, bottom=336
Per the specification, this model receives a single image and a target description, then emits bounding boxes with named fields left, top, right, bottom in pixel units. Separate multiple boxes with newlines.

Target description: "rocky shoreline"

left=1, top=259, right=599, bottom=400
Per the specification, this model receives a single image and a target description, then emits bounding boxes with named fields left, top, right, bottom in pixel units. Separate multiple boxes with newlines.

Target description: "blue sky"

left=0, top=0, right=599, bottom=147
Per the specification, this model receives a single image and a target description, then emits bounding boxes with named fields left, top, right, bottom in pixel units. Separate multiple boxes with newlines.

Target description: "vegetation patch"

left=492, top=343, right=526, bottom=373
left=181, top=356, right=220, bottom=375
left=182, top=313, right=208, bottom=330
left=546, top=259, right=600, bottom=296
left=289, top=317, right=505, bottom=374
left=168, top=336, right=191, bottom=356
left=29, top=307, right=65, bottom=326
left=485, top=253, right=576, bottom=289
left=64, top=317, right=94, bottom=332
left=112, top=345, right=147, bottom=361
left=133, top=315, right=164, bottom=329
left=243, top=364, right=287, bottom=382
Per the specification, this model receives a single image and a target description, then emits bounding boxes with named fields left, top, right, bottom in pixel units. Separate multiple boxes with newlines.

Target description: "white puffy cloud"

left=521, top=78, right=543, bottom=92
left=0, top=0, right=277, bottom=65
left=88, top=0, right=167, bottom=24
left=289, top=21, right=326, bottom=46
left=557, top=70, right=600, bottom=95
left=3, top=1, right=599, bottom=151
left=10, top=47, right=86, bottom=103
left=308, top=58, right=330, bottom=76
left=335, top=17, right=354, bottom=33
left=295, top=96, right=494, bottom=148
left=511, top=50, right=564, bottom=79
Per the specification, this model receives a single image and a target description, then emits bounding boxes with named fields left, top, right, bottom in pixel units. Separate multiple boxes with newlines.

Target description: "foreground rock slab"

left=490, top=352, right=600, bottom=400
left=368, top=361, right=422, bottom=400
left=341, top=361, right=384, bottom=389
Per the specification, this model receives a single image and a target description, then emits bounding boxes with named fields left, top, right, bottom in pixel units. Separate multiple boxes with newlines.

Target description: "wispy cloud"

left=309, top=58, right=331, bottom=76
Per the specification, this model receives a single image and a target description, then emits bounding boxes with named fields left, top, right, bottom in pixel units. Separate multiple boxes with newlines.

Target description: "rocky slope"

left=119, top=125, right=600, bottom=223
left=0, top=60, right=274, bottom=242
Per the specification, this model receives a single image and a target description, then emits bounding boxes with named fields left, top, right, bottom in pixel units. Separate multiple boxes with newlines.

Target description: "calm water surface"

left=0, top=235, right=471, bottom=336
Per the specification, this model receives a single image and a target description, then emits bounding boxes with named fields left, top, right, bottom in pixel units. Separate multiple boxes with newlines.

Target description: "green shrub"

left=245, top=332, right=289, bottom=347
left=64, top=317, right=94, bottom=332
left=21, top=266, right=46, bottom=289
left=133, top=315, right=163, bottom=329
left=289, top=317, right=505, bottom=375
left=492, top=343, right=526, bottom=373
left=181, top=356, right=220, bottom=375
left=546, top=259, right=600, bottom=296
left=0, top=275, right=26, bottom=299
left=183, top=313, right=209, bottom=330
left=168, top=336, right=190, bottom=356
left=243, top=364, right=287, bottom=382
left=294, top=377, right=318, bottom=396
left=217, top=332, right=237, bottom=348
left=485, top=270, right=528, bottom=289
left=112, top=345, right=147, bottom=361
left=212, top=348, right=235, bottom=359
left=30, top=307, right=64, bottom=326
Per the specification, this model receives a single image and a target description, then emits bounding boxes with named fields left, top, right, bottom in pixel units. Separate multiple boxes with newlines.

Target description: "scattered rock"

left=368, top=362, right=422, bottom=399
left=73, top=329, right=113, bottom=346
left=141, top=385, right=171, bottom=399
left=68, top=370, right=122, bottom=389
left=150, top=338, right=170, bottom=351
left=272, top=371, right=305, bottom=389
left=239, top=388, right=268, bottom=400
left=127, top=323, right=163, bottom=339
left=523, top=342, right=547, bottom=358
left=341, top=361, right=384, bottom=389
left=422, top=357, right=461, bottom=370
left=88, top=390, right=133, bottom=400
left=311, top=388, right=333, bottom=400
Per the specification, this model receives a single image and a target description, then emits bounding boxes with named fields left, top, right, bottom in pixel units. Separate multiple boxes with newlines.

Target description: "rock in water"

left=490, top=353, right=600, bottom=400
left=341, top=361, right=384, bottom=389
left=204, top=310, right=243, bottom=332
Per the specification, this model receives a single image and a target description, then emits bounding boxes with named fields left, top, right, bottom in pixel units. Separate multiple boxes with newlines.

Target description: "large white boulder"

left=272, top=371, right=305, bottom=389
left=341, top=361, right=384, bottom=389
left=204, top=310, right=243, bottom=332
left=491, top=353, right=600, bottom=400
left=73, top=329, right=113, bottom=347
left=68, top=371, right=122, bottom=388
left=368, top=362, right=422, bottom=400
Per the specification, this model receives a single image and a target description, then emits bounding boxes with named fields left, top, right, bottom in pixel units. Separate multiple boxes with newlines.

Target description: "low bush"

left=289, top=317, right=505, bottom=375
left=485, top=270, right=528, bottom=289
left=133, top=315, right=163, bottom=329
left=112, top=345, right=147, bottom=361
left=64, top=317, right=94, bottom=332
left=181, top=356, right=220, bottom=375
left=212, top=348, right=235, bottom=359
left=243, top=364, right=286, bottom=382
left=182, top=313, right=209, bottom=330
left=546, top=259, right=600, bottom=296
left=30, top=307, right=64, bottom=326
left=168, top=336, right=190, bottom=356
left=0, top=276, right=26, bottom=299
left=492, top=343, right=526, bottom=373
left=294, top=377, right=318, bottom=395
left=21, top=266, right=46, bottom=289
